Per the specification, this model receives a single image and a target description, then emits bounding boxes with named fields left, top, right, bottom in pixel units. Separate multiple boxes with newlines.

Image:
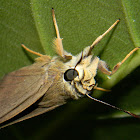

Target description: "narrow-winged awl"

left=0, top=8, right=140, bottom=128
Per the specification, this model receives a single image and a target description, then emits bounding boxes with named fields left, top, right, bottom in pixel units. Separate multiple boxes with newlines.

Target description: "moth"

left=0, top=8, right=139, bottom=128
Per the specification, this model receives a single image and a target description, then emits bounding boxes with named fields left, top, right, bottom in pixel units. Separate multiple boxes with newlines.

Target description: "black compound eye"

left=64, top=69, right=78, bottom=81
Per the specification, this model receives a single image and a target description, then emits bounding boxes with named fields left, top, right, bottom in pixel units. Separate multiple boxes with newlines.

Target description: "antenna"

left=86, top=94, right=140, bottom=118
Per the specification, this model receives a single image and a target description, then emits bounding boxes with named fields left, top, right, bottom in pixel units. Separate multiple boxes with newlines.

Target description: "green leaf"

left=0, top=0, right=140, bottom=139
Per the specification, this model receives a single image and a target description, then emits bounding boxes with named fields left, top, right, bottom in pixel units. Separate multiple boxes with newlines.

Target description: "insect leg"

left=111, top=47, right=140, bottom=75
left=87, top=19, right=120, bottom=55
left=98, top=47, right=140, bottom=75
left=93, top=86, right=111, bottom=92
left=52, top=8, right=72, bottom=59
left=21, top=44, right=43, bottom=57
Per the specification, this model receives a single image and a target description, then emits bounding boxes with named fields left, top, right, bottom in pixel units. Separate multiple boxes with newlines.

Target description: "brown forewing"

left=0, top=56, right=71, bottom=128
left=0, top=56, right=54, bottom=125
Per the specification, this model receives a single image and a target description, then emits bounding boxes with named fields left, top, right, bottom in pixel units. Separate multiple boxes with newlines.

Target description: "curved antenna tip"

left=86, top=94, right=140, bottom=118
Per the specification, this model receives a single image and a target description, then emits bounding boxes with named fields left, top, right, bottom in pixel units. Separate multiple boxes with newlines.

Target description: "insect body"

left=0, top=8, right=139, bottom=128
